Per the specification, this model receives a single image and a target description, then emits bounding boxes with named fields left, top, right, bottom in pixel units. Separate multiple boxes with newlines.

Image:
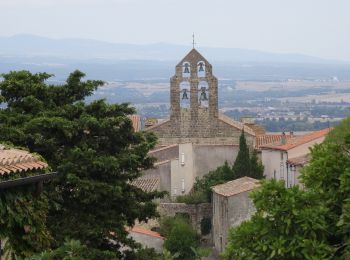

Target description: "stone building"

left=142, top=48, right=256, bottom=197
left=211, top=177, right=260, bottom=253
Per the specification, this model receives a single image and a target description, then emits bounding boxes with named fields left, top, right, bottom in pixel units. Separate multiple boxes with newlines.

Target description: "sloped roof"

left=256, top=134, right=293, bottom=149
left=287, top=154, right=311, bottom=166
left=130, top=178, right=160, bottom=192
left=218, top=114, right=255, bottom=136
left=128, top=226, right=164, bottom=239
left=260, top=128, right=331, bottom=151
left=177, top=48, right=210, bottom=66
left=0, top=147, right=48, bottom=175
left=211, top=177, right=260, bottom=197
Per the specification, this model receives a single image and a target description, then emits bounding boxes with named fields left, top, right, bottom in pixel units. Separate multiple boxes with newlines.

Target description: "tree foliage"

left=177, top=131, right=264, bottom=204
left=224, top=118, right=350, bottom=259
left=163, top=216, right=199, bottom=260
left=0, top=70, right=163, bottom=257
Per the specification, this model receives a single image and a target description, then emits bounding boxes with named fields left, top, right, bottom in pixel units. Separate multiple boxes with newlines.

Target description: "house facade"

left=260, top=128, right=331, bottom=187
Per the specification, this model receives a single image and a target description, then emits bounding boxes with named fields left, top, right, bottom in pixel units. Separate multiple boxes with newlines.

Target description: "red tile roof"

left=260, top=128, right=331, bottom=151
left=129, top=115, right=141, bottom=132
left=255, top=134, right=293, bottom=149
left=128, top=226, right=164, bottom=239
left=211, top=177, right=260, bottom=197
left=0, top=147, right=48, bottom=175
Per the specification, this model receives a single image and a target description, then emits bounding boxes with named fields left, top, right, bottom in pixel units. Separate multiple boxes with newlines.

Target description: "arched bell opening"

left=182, top=62, right=191, bottom=78
left=198, top=81, right=209, bottom=108
left=180, top=82, right=191, bottom=109
left=197, top=61, right=206, bottom=78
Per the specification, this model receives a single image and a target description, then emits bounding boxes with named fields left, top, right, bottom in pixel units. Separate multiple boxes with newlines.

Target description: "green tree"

left=232, top=130, right=251, bottom=178
left=0, top=70, right=163, bottom=257
left=163, top=217, right=199, bottom=260
left=224, top=117, right=350, bottom=259
left=29, top=239, right=118, bottom=260
left=249, top=150, right=264, bottom=179
left=223, top=180, right=332, bottom=259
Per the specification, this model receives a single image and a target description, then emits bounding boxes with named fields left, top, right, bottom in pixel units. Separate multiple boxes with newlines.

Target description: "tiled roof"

left=287, top=154, right=311, bottom=166
left=148, top=144, right=178, bottom=155
left=211, top=177, right=260, bottom=197
left=0, top=147, right=48, bottom=175
left=130, top=178, right=159, bottom=192
left=255, top=134, right=293, bottom=149
left=128, top=226, right=164, bottom=239
left=260, top=128, right=331, bottom=151
left=129, top=115, right=141, bottom=132
left=218, top=114, right=256, bottom=136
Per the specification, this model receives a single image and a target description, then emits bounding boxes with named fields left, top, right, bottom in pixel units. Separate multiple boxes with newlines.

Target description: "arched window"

left=198, top=81, right=209, bottom=107
left=182, top=62, right=191, bottom=78
left=197, top=61, right=206, bottom=77
left=180, top=82, right=190, bottom=108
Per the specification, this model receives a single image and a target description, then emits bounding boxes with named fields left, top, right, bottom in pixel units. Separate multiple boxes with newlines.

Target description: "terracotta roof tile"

left=260, top=128, right=331, bottom=151
left=130, top=178, right=160, bottom=192
left=256, top=134, right=293, bottom=149
left=211, top=177, right=260, bottom=197
left=128, top=226, right=164, bottom=239
left=0, top=147, right=48, bottom=175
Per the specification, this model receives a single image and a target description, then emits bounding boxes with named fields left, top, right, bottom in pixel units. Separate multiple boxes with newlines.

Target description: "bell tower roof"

left=177, top=48, right=210, bottom=67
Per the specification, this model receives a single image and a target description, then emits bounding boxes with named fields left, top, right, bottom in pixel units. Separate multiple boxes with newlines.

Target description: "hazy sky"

left=1, top=0, right=350, bottom=61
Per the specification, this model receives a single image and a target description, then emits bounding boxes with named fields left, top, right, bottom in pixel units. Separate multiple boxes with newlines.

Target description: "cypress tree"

left=233, top=130, right=251, bottom=178
left=249, top=150, right=264, bottom=179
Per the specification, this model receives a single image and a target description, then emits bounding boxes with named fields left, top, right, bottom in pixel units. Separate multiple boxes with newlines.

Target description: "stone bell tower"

left=147, top=46, right=255, bottom=146
left=169, top=48, right=218, bottom=138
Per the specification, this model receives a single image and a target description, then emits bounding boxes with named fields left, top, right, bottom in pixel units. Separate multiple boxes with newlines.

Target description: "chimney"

left=281, top=132, right=286, bottom=144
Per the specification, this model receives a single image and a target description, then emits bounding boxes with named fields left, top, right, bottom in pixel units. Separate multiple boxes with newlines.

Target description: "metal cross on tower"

left=192, top=33, right=196, bottom=48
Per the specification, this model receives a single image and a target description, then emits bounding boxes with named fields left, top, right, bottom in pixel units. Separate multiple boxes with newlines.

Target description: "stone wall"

left=159, top=202, right=212, bottom=234
left=212, top=191, right=256, bottom=253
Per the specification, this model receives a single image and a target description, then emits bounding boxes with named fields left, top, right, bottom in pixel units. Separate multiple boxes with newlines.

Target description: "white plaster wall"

left=262, top=149, right=287, bottom=181
left=193, top=145, right=239, bottom=179
left=170, top=143, right=194, bottom=198
left=288, top=137, right=325, bottom=158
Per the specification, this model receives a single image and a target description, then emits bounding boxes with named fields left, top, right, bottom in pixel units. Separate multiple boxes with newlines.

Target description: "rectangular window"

left=181, top=178, right=185, bottom=193
left=181, top=152, right=185, bottom=166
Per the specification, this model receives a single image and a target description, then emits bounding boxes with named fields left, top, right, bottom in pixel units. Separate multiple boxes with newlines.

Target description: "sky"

left=1, top=0, right=350, bottom=61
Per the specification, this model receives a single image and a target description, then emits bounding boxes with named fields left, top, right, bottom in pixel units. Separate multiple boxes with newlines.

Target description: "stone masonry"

left=146, top=48, right=255, bottom=147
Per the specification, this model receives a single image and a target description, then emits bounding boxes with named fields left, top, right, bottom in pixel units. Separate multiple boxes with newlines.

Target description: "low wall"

left=159, top=202, right=212, bottom=234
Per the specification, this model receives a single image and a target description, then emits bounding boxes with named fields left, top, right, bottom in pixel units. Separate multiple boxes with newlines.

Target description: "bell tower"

left=170, top=47, right=218, bottom=138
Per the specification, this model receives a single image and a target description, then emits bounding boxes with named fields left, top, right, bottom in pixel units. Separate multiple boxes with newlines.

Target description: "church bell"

left=198, top=62, right=204, bottom=72
left=183, top=64, right=190, bottom=73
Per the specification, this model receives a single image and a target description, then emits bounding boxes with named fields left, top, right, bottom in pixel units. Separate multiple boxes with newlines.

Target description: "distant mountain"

left=0, top=34, right=342, bottom=64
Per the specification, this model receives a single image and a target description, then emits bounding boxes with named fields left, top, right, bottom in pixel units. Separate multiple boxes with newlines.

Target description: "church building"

left=141, top=48, right=256, bottom=198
